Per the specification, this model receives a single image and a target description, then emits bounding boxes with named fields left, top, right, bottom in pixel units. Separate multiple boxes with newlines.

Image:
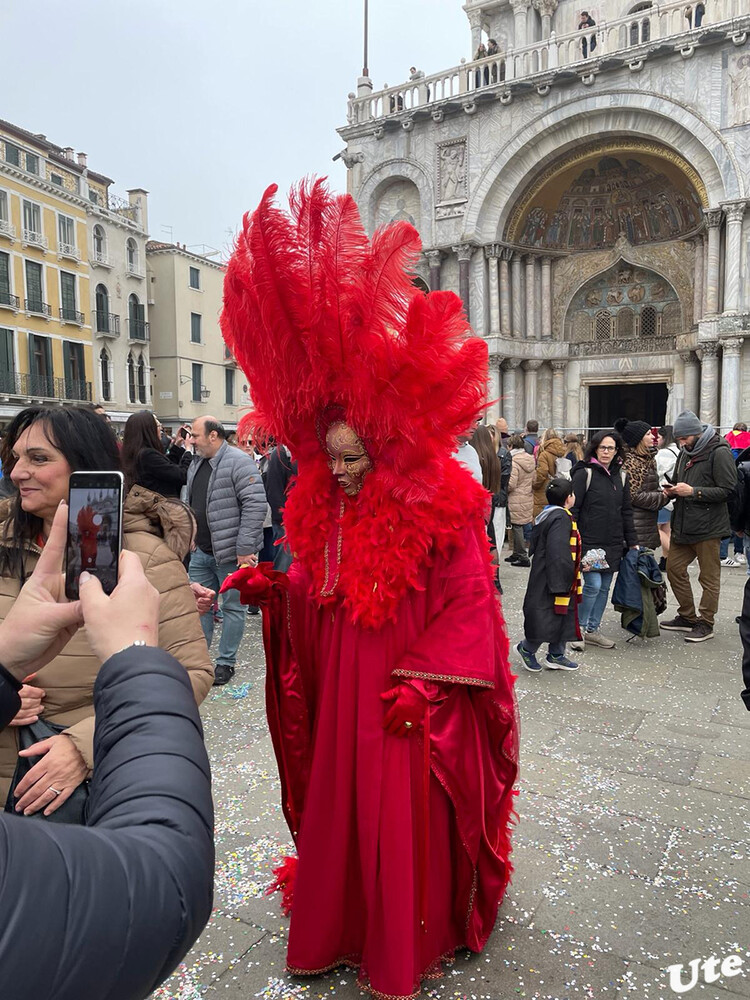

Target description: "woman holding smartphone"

left=0, top=405, right=213, bottom=819
left=121, top=411, right=192, bottom=499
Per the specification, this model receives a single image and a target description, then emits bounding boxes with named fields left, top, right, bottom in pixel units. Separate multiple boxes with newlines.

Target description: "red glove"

left=219, top=562, right=288, bottom=606
left=380, top=683, right=428, bottom=736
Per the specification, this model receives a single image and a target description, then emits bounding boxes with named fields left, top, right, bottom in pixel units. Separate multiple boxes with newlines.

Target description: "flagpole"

left=363, top=0, right=369, bottom=77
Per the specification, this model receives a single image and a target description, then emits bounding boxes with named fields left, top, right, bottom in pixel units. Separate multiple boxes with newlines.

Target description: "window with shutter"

left=25, top=260, right=43, bottom=312
left=0, top=253, right=10, bottom=305
left=60, top=272, right=77, bottom=320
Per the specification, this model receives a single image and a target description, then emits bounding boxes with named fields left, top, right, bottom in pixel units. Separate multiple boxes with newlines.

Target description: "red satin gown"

left=265, top=523, right=518, bottom=999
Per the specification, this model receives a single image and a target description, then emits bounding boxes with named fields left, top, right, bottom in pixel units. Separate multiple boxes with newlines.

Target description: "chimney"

left=127, top=188, right=149, bottom=235
left=64, top=147, right=75, bottom=161
left=77, top=152, right=88, bottom=168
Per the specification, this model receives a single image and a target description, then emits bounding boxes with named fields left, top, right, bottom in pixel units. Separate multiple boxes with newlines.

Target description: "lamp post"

left=363, top=0, right=369, bottom=77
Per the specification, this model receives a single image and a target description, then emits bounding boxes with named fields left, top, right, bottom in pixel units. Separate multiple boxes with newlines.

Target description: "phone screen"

left=65, top=472, right=124, bottom=600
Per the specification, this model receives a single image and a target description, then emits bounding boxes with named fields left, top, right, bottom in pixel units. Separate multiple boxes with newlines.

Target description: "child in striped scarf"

left=517, top=478, right=583, bottom=673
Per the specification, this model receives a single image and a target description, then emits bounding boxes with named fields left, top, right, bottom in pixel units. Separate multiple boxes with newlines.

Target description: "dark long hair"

left=471, top=424, right=502, bottom=494
left=121, top=411, right=163, bottom=490
left=0, top=406, right=121, bottom=579
left=659, top=425, right=675, bottom=448
left=583, top=428, right=625, bottom=467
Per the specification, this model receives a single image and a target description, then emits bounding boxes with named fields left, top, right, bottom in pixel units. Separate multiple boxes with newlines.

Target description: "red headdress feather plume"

left=221, top=180, right=491, bottom=627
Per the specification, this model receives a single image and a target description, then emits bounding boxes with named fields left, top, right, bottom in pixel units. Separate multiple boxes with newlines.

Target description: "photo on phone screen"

left=65, top=471, right=124, bottom=600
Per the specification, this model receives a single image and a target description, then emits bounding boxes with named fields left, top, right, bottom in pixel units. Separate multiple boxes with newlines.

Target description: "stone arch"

left=462, top=91, right=742, bottom=243
left=561, top=250, right=686, bottom=342
left=356, top=158, right=435, bottom=245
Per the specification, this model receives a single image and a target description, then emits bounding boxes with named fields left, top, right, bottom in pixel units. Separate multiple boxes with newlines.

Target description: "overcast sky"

left=4, top=0, right=469, bottom=256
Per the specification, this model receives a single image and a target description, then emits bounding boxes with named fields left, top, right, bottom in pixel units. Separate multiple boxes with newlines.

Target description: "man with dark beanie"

left=661, top=409, right=737, bottom=642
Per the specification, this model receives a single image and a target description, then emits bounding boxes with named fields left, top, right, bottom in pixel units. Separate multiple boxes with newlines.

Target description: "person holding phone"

left=121, top=411, right=192, bottom=499
left=0, top=405, right=213, bottom=819
left=0, top=502, right=214, bottom=1000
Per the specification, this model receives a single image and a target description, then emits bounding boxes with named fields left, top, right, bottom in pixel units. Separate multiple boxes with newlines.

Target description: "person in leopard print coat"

left=616, top=418, right=670, bottom=549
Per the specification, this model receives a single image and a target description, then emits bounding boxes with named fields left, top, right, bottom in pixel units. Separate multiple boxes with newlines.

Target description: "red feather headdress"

left=221, top=180, right=490, bottom=627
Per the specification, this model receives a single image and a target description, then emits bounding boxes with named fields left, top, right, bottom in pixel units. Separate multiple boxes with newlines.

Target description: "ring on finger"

left=48, top=786, right=62, bottom=796
left=404, top=721, right=413, bottom=729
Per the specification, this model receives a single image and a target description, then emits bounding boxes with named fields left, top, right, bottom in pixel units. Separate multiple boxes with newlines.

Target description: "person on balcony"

left=578, top=11, right=597, bottom=57
left=474, top=41, right=488, bottom=87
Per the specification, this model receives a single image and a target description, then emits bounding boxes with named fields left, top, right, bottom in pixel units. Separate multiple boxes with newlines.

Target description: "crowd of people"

left=460, top=411, right=745, bottom=673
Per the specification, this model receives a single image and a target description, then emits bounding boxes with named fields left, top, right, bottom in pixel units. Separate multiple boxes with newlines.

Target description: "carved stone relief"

left=729, top=54, right=750, bottom=128
left=374, top=179, right=421, bottom=229
left=436, top=138, right=468, bottom=208
left=552, top=236, right=694, bottom=338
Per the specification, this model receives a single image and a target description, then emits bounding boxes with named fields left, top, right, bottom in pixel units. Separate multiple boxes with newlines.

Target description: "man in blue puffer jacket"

left=0, top=503, right=214, bottom=1000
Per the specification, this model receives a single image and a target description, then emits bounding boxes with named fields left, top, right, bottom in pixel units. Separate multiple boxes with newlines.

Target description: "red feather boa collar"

left=283, top=452, right=490, bottom=629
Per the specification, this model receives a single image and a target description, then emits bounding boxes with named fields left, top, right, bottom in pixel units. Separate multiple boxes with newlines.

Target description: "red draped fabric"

left=226, top=523, right=518, bottom=999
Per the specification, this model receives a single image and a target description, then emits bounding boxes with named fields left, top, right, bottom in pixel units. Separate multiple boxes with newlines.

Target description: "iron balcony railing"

left=90, top=249, right=112, bottom=267
left=95, top=311, right=120, bottom=336
left=0, top=371, right=92, bottom=401
left=25, top=298, right=51, bottom=317
left=60, top=306, right=84, bottom=325
left=0, top=292, right=19, bottom=311
left=127, top=318, right=150, bottom=341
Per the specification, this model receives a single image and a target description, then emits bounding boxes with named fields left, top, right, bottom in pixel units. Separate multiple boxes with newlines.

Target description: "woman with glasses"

left=570, top=429, right=637, bottom=649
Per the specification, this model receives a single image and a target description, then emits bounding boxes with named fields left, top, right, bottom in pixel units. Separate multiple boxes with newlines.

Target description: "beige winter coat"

left=507, top=449, right=536, bottom=525
left=533, top=437, right=567, bottom=517
left=0, top=486, right=213, bottom=799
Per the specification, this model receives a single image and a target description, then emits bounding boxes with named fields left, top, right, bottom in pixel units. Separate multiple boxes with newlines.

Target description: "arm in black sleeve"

left=571, top=468, right=586, bottom=522
left=741, top=577, right=750, bottom=712
left=0, top=647, right=214, bottom=1000
left=141, top=448, right=190, bottom=490
left=0, top=662, right=21, bottom=730
left=545, top=515, right=575, bottom=595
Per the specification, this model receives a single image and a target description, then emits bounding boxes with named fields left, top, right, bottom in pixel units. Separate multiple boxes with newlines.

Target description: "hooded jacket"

left=507, top=449, right=536, bottom=525
left=622, top=446, right=668, bottom=549
left=571, top=458, right=637, bottom=573
left=670, top=432, right=737, bottom=544
left=523, top=506, right=581, bottom=644
left=0, top=486, right=213, bottom=798
left=532, top=437, right=567, bottom=518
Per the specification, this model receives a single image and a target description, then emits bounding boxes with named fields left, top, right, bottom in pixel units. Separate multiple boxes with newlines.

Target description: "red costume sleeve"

left=391, top=526, right=497, bottom=689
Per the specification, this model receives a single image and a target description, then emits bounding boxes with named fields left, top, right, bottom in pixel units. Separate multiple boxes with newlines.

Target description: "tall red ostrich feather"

left=221, top=180, right=491, bottom=627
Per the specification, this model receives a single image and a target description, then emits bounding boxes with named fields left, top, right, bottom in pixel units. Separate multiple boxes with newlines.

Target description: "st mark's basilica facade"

left=338, top=0, right=750, bottom=432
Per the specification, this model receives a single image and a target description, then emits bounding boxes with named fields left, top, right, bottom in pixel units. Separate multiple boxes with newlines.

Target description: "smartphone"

left=179, top=426, right=188, bottom=439
left=65, top=471, right=124, bottom=600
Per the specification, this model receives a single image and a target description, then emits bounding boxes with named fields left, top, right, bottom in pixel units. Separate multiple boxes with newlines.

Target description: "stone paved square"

left=152, top=558, right=750, bottom=1000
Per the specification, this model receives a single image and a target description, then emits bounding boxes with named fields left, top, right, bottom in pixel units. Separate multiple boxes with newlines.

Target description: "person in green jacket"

left=661, top=410, right=738, bottom=643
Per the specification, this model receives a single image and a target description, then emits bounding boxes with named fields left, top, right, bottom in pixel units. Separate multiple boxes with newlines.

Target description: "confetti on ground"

left=152, top=562, right=750, bottom=999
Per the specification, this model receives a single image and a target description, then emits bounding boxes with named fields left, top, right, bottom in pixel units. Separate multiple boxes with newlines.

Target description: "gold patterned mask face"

left=325, top=422, right=372, bottom=496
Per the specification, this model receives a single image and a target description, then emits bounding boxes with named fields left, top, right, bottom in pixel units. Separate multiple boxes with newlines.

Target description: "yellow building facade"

left=0, top=121, right=101, bottom=419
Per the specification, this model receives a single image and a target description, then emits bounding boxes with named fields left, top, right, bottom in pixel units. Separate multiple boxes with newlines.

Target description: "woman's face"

left=596, top=436, right=617, bottom=468
left=10, top=422, right=72, bottom=522
left=657, top=433, right=665, bottom=449
left=325, top=421, right=372, bottom=497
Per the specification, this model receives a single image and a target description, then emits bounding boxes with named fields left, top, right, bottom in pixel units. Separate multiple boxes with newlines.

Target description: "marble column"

left=533, top=0, right=559, bottom=37
left=692, top=237, right=704, bottom=324
left=551, top=361, right=566, bottom=429
left=510, top=0, right=531, bottom=48
left=499, top=249, right=512, bottom=338
left=501, top=359, right=521, bottom=429
left=511, top=254, right=523, bottom=339
left=720, top=338, right=743, bottom=430
left=452, top=243, right=475, bottom=322
left=523, top=360, right=542, bottom=423
left=669, top=353, right=685, bottom=423
left=487, top=355, right=502, bottom=422
left=681, top=351, right=700, bottom=415
left=704, top=209, right=723, bottom=317
left=485, top=246, right=500, bottom=338
left=541, top=257, right=552, bottom=339
left=698, top=341, right=720, bottom=426
left=566, top=360, right=581, bottom=430
left=525, top=256, right=537, bottom=341
left=424, top=250, right=442, bottom=291
left=722, top=202, right=746, bottom=316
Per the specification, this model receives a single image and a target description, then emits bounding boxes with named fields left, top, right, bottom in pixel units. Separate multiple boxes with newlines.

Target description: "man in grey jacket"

left=187, top=416, right=266, bottom=685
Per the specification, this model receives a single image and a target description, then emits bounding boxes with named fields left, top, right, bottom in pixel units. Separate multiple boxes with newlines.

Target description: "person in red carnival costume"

left=76, top=504, right=99, bottom=570
left=220, top=180, right=519, bottom=999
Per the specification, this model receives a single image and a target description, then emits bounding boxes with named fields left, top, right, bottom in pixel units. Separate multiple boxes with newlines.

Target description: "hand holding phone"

left=65, top=472, right=124, bottom=600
